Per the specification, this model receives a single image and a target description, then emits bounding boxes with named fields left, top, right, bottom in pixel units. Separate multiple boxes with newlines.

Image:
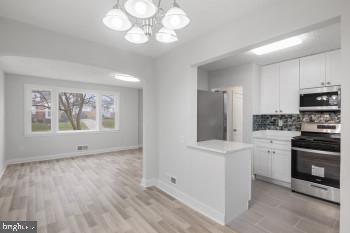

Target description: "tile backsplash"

left=253, top=112, right=341, bottom=131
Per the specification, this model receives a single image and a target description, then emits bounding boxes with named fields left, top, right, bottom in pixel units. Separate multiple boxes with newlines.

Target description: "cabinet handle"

left=270, top=140, right=273, bottom=143
left=275, top=110, right=278, bottom=113
left=327, top=82, right=331, bottom=85
left=267, top=150, right=271, bottom=153
left=280, top=110, right=283, bottom=113
left=321, top=82, right=325, bottom=86
left=272, top=151, right=276, bottom=154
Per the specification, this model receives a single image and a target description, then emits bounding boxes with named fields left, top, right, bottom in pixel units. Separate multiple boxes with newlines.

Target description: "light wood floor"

left=229, top=180, right=340, bottom=233
left=0, top=150, right=237, bottom=233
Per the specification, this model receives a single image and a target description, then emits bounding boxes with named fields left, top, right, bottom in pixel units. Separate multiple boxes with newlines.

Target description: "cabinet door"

left=300, top=53, right=326, bottom=89
left=271, top=150, right=291, bottom=183
left=260, top=64, right=280, bottom=114
left=254, top=147, right=272, bottom=178
left=326, top=50, right=341, bottom=86
left=279, top=59, right=300, bottom=114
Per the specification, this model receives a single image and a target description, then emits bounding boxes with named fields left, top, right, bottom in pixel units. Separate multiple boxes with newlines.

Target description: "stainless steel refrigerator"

left=197, top=90, right=227, bottom=142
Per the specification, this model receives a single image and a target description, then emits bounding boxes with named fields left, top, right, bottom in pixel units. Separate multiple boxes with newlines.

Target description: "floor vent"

left=77, top=145, right=89, bottom=151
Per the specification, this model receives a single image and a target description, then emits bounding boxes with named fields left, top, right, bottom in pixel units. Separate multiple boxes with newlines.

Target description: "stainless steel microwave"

left=300, top=86, right=341, bottom=111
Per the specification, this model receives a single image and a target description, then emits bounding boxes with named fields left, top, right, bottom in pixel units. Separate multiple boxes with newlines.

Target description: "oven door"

left=299, top=86, right=340, bottom=111
left=291, top=147, right=340, bottom=188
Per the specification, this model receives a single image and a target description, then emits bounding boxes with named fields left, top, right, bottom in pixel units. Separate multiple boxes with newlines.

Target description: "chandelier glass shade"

left=125, top=25, right=149, bottom=44
left=103, top=8, right=132, bottom=31
left=156, top=27, right=178, bottom=43
left=103, top=0, right=190, bottom=44
left=124, top=0, right=158, bottom=19
left=162, top=5, right=190, bottom=30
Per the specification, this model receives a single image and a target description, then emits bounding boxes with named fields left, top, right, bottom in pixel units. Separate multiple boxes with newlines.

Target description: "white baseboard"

left=6, top=145, right=142, bottom=165
left=156, top=179, right=225, bottom=225
left=0, top=162, right=8, bottom=180
left=141, top=178, right=157, bottom=188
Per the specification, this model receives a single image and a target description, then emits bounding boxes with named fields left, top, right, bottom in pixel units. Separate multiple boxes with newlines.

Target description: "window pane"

left=102, top=95, right=116, bottom=129
left=31, top=90, right=51, bottom=132
left=58, top=92, right=97, bottom=131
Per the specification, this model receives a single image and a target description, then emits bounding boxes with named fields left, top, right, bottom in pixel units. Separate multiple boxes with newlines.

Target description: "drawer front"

left=254, top=139, right=291, bottom=151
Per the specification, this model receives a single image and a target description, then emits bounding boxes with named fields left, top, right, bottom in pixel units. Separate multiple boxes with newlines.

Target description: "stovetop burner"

left=293, top=135, right=340, bottom=143
left=292, top=123, right=341, bottom=152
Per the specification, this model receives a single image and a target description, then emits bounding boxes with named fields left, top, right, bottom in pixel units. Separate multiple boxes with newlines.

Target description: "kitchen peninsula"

left=188, top=140, right=253, bottom=224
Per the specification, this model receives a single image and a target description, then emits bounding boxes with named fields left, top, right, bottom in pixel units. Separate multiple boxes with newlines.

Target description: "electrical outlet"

left=278, top=119, right=283, bottom=127
left=77, top=145, right=88, bottom=151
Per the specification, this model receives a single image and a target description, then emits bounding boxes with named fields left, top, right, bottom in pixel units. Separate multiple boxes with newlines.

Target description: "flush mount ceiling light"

left=114, top=73, right=141, bottom=82
left=103, top=0, right=190, bottom=44
left=251, top=36, right=304, bottom=55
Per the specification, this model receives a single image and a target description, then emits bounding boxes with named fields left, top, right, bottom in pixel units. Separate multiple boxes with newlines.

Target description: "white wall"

left=0, top=17, right=158, bottom=182
left=208, top=63, right=259, bottom=143
left=138, top=89, right=143, bottom=146
left=4, top=73, right=139, bottom=162
left=155, top=0, right=341, bottom=225
left=340, top=0, right=350, bottom=232
left=0, top=69, right=5, bottom=175
left=197, top=68, right=209, bottom=90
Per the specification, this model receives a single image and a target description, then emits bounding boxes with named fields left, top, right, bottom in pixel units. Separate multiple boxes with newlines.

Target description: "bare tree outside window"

left=31, top=90, right=51, bottom=132
left=102, top=95, right=116, bottom=129
left=58, top=92, right=97, bottom=131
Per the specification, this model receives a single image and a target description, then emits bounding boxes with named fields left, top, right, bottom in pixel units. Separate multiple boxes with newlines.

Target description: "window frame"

left=25, top=85, right=55, bottom=136
left=24, top=85, right=120, bottom=136
left=100, top=92, right=120, bottom=132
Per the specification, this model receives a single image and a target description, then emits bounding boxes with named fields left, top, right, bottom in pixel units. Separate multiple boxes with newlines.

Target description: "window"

left=102, top=95, right=117, bottom=130
left=25, top=85, right=119, bottom=135
left=31, top=90, right=52, bottom=133
left=58, top=92, right=97, bottom=131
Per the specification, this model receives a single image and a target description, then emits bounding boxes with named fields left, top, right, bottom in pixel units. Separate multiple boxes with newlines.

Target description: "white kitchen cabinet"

left=279, top=59, right=300, bottom=114
left=326, top=50, right=342, bottom=86
left=254, top=147, right=271, bottom=178
left=300, top=53, right=326, bottom=89
left=253, top=138, right=292, bottom=186
left=271, top=149, right=291, bottom=183
left=300, top=50, right=341, bottom=89
left=260, top=59, right=299, bottom=114
left=260, top=64, right=279, bottom=114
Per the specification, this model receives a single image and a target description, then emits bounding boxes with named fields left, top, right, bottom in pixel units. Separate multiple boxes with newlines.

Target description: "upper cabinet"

left=260, top=64, right=280, bottom=114
left=279, top=60, right=300, bottom=114
left=326, top=50, right=342, bottom=86
left=300, top=53, right=326, bottom=89
left=300, top=50, right=341, bottom=89
left=260, top=50, right=341, bottom=114
left=260, top=59, right=300, bottom=114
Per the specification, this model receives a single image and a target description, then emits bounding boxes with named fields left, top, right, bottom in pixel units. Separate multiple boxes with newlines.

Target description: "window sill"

left=25, top=129, right=120, bottom=137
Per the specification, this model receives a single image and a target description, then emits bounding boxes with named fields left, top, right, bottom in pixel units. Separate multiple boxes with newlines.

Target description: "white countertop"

left=189, top=140, right=253, bottom=154
left=253, top=130, right=300, bottom=141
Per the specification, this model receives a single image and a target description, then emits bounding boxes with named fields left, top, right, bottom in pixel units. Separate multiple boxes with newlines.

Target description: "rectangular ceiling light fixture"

left=251, top=36, right=303, bottom=55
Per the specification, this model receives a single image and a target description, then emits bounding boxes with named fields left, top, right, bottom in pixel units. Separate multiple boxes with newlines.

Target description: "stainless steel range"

left=291, top=123, right=341, bottom=203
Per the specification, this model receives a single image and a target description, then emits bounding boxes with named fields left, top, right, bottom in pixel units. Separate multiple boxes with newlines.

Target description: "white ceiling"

left=200, top=22, right=341, bottom=71
left=0, top=0, right=277, bottom=57
left=0, top=56, right=143, bottom=88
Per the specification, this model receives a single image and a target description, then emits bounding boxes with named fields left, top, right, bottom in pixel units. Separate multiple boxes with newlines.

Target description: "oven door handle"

left=292, top=147, right=340, bottom=156
left=310, top=184, right=328, bottom=191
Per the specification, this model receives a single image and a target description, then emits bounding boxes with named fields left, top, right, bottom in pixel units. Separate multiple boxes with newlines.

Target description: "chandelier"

left=103, top=0, right=190, bottom=44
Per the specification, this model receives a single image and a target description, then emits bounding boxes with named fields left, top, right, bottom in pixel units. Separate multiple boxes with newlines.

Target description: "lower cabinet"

left=271, top=149, right=291, bottom=183
left=254, top=147, right=271, bottom=178
left=253, top=140, right=291, bottom=185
